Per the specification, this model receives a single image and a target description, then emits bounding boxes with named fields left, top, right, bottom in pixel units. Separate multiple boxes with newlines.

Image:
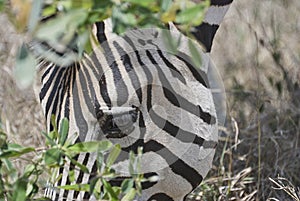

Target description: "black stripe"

left=54, top=194, right=59, bottom=201
left=108, top=172, right=158, bottom=190
left=41, top=62, right=53, bottom=83
left=80, top=163, right=97, bottom=199
left=55, top=68, right=69, bottom=133
left=98, top=22, right=129, bottom=107
left=82, top=57, right=99, bottom=89
left=63, top=67, right=72, bottom=119
left=62, top=154, right=79, bottom=199
left=83, top=190, right=90, bottom=199
left=148, top=106, right=205, bottom=145
left=210, top=0, right=233, bottom=6
left=74, top=153, right=90, bottom=187
left=83, top=54, right=101, bottom=79
left=57, top=159, right=68, bottom=200
left=68, top=153, right=91, bottom=199
left=110, top=60, right=129, bottom=106
left=157, top=50, right=186, bottom=85
left=144, top=140, right=203, bottom=190
left=56, top=166, right=64, bottom=189
left=44, top=67, right=65, bottom=123
left=89, top=52, right=104, bottom=78
left=95, top=21, right=107, bottom=43
left=40, top=65, right=59, bottom=101
left=146, top=84, right=205, bottom=145
left=147, top=193, right=174, bottom=201
left=146, top=50, right=215, bottom=125
left=73, top=152, right=98, bottom=199
left=99, top=74, right=112, bottom=107
left=113, top=41, right=143, bottom=104
left=191, top=22, right=219, bottom=52
left=72, top=64, right=89, bottom=137
left=78, top=61, right=96, bottom=118
left=122, top=35, right=154, bottom=84
left=175, top=52, right=209, bottom=88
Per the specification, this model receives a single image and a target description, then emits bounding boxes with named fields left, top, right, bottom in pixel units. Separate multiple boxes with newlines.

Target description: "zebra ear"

left=190, top=1, right=233, bottom=52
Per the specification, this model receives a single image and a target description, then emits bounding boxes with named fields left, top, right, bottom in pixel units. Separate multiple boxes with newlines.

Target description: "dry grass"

left=0, top=0, right=299, bottom=200
left=0, top=14, right=45, bottom=147
left=197, top=0, right=300, bottom=200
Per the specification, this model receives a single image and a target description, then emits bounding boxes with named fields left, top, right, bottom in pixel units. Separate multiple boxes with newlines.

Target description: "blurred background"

left=0, top=0, right=299, bottom=200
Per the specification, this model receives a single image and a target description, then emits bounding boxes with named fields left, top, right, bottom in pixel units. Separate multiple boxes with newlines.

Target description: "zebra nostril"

left=97, top=106, right=139, bottom=138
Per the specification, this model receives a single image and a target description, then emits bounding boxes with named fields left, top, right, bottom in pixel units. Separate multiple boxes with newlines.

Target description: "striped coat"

left=33, top=1, right=233, bottom=200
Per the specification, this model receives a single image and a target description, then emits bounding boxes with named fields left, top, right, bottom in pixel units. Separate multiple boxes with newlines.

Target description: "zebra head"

left=33, top=1, right=232, bottom=200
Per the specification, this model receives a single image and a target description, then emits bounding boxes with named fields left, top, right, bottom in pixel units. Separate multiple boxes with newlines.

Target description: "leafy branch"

left=0, top=117, right=149, bottom=201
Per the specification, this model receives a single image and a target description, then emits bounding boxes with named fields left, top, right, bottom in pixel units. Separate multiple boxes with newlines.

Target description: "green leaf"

left=23, top=164, right=35, bottom=178
left=68, top=156, right=89, bottom=173
left=129, top=151, right=135, bottom=175
left=44, top=148, right=63, bottom=166
left=97, top=151, right=104, bottom=171
left=121, top=188, right=136, bottom=201
left=26, top=182, right=33, bottom=197
left=68, top=170, right=75, bottom=183
left=89, top=176, right=100, bottom=195
left=106, top=144, right=121, bottom=167
left=161, top=29, right=180, bottom=55
left=121, top=179, right=134, bottom=193
left=34, top=10, right=88, bottom=66
left=0, top=0, right=5, bottom=12
left=42, top=4, right=57, bottom=17
left=0, top=130, right=7, bottom=147
left=175, top=3, right=208, bottom=25
left=14, top=44, right=36, bottom=89
left=2, top=158, right=17, bottom=180
left=59, top=118, right=69, bottom=146
left=58, top=184, right=89, bottom=191
left=76, top=30, right=90, bottom=56
left=67, top=140, right=112, bottom=153
left=35, top=10, right=88, bottom=44
left=27, top=0, right=43, bottom=33
left=52, top=168, right=62, bottom=184
left=161, top=0, right=173, bottom=12
left=33, top=197, right=52, bottom=201
left=51, top=115, right=58, bottom=138
left=13, top=178, right=27, bottom=201
left=124, top=0, right=156, bottom=8
left=71, top=0, right=93, bottom=9
left=0, top=144, right=35, bottom=159
left=102, top=179, right=118, bottom=201
left=41, top=131, right=56, bottom=147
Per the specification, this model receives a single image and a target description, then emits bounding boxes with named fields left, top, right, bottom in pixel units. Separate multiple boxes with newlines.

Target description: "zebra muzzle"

left=97, top=106, right=138, bottom=138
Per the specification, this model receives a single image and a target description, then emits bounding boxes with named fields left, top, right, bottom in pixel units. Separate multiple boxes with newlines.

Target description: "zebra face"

left=84, top=26, right=222, bottom=179
left=38, top=8, right=230, bottom=199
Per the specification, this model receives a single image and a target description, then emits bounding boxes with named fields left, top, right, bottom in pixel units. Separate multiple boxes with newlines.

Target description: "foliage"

left=2, top=0, right=209, bottom=88
left=0, top=117, right=149, bottom=201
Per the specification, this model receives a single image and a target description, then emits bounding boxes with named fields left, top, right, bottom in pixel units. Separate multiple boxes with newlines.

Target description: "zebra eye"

left=97, top=107, right=138, bottom=138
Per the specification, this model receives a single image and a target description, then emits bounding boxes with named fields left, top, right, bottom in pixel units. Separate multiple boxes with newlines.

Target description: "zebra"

left=31, top=1, right=233, bottom=200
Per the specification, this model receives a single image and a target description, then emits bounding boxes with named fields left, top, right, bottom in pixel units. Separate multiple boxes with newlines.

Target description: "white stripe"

left=203, top=5, right=230, bottom=25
